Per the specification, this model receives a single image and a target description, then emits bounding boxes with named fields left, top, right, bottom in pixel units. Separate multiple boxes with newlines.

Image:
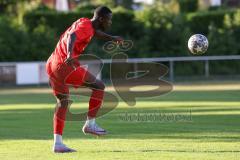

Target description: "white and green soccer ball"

left=188, top=34, right=209, bottom=55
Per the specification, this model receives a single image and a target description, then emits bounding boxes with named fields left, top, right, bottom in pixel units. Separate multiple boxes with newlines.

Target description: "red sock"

left=53, top=106, right=68, bottom=135
left=88, top=89, right=104, bottom=118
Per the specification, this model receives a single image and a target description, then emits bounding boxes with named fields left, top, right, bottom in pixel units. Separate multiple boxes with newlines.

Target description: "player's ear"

left=99, top=17, right=104, bottom=22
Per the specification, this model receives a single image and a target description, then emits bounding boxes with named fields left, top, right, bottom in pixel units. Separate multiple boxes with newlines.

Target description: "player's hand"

left=112, top=36, right=124, bottom=44
left=64, top=56, right=76, bottom=70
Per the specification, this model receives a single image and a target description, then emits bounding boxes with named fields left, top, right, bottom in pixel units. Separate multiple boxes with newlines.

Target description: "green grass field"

left=0, top=82, right=240, bottom=160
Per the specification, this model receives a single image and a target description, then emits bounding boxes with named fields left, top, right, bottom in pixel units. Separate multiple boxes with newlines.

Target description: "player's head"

left=93, top=6, right=112, bottom=31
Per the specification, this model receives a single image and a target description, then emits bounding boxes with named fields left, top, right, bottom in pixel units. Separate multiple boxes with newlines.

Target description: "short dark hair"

left=94, top=6, right=112, bottom=18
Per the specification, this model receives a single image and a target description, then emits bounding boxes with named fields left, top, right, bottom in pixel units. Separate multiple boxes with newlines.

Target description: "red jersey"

left=46, top=18, right=95, bottom=95
left=48, top=18, right=95, bottom=67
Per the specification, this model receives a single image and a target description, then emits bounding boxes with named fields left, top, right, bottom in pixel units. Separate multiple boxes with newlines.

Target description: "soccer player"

left=46, top=6, right=123, bottom=153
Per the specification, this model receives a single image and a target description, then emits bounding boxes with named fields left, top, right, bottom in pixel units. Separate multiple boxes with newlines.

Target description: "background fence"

left=0, top=55, right=239, bottom=86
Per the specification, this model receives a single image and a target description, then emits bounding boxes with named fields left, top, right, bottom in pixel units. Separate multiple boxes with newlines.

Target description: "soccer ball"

left=188, top=34, right=209, bottom=55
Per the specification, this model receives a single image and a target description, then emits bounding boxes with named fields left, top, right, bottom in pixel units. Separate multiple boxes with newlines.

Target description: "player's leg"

left=81, top=72, right=107, bottom=136
left=47, top=59, right=76, bottom=152
left=64, top=67, right=106, bottom=136
left=49, top=74, right=75, bottom=153
left=83, top=73, right=105, bottom=119
left=53, top=94, right=68, bottom=143
left=53, top=94, right=76, bottom=153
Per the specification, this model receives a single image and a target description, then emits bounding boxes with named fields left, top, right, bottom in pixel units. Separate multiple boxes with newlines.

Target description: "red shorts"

left=46, top=60, right=88, bottom=96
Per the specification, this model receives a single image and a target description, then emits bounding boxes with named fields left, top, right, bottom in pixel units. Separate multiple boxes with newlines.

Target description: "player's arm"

left=95, top=30, right=123, bottom=43
left=64, top=32, right=77, bottom=67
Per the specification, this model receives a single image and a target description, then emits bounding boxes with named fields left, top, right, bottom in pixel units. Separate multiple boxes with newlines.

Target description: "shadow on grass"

left=0, top=90, right=240, bottom=105
left=0, top=106, right=240, bottom=141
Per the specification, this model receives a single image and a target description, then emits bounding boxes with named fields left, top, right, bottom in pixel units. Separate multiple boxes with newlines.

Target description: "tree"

left=119, top=0, right=134, bottom=9
left=0, top=0, right=40, bottom=25
left=90, top=0, right=134, bottom=9
left=0, top=0, right=16, bottom=14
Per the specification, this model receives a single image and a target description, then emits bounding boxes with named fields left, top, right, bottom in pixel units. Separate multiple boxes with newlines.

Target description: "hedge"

left=24, top=11, right=93, bottom=36
left=0, top=7, right=239, bottom=76
left=179, top=0, right=198, bottom=13
left=186, top=9, right=236, bottom=34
